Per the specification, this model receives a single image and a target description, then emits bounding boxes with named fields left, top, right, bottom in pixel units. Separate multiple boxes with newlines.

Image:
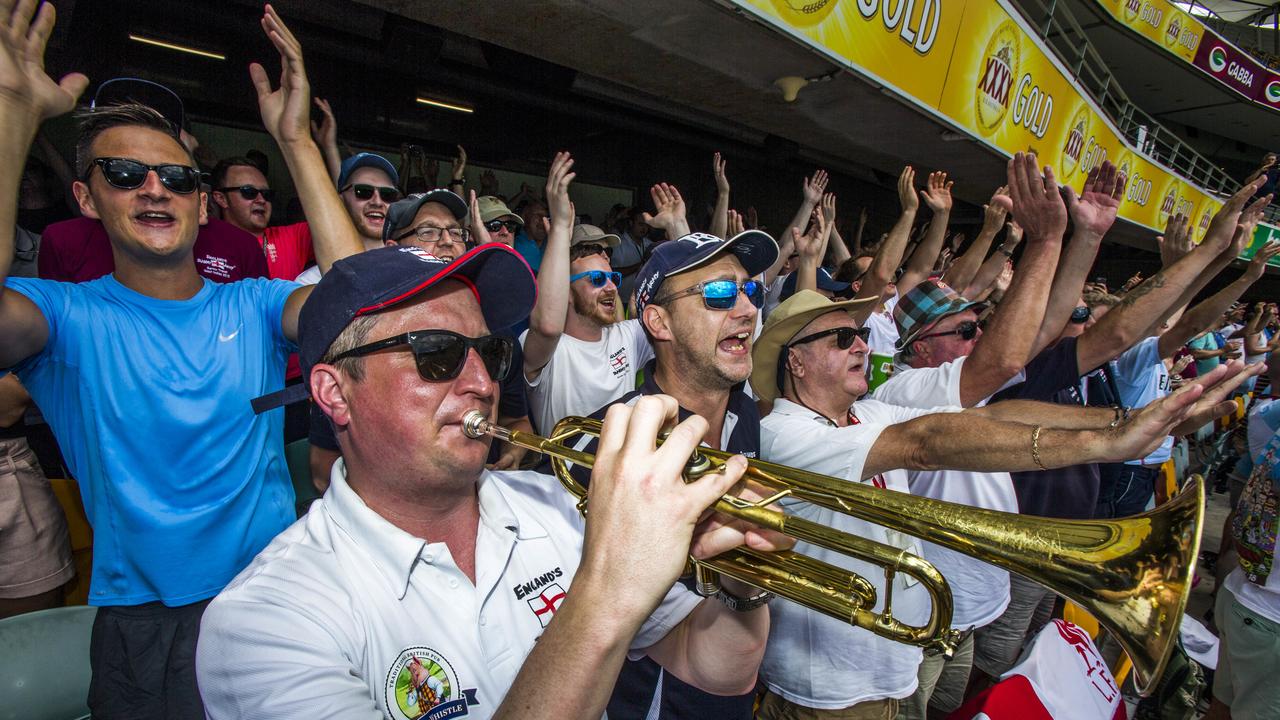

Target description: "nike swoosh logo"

left=218, top=327, right=242, bottom=342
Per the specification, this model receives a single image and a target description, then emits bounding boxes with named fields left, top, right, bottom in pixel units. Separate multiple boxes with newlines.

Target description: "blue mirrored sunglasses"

left=569, top=270, right=622, bottom=288
left=654, top=279, right=765, bottom=310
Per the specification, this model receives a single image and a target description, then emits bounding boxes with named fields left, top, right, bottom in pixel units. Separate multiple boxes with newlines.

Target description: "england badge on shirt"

left=526, top=582, right=567, bottom=627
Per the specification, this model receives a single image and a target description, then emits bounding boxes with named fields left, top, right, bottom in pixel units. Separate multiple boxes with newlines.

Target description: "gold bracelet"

left=1031, top=425, right=1047, bottom=471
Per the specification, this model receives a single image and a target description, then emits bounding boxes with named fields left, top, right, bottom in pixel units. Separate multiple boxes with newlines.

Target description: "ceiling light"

left=415, top=97, right=474, bottom=114
left=128, top=34, right=225, bottom=60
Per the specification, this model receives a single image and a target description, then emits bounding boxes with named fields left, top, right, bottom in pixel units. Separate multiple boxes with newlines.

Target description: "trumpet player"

left=748, top=290, right=1257, bottom=720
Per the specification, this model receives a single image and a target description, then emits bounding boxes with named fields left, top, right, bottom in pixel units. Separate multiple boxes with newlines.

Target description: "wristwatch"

left=716, top=585, right=775, bottom=612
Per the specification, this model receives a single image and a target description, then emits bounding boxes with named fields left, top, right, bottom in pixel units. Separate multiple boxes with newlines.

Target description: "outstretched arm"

left=765, top=169, right=827, bottom=283
left=943, top=185, right=1010, bottom=292
left=522, top=152, right=576, bottom=379
left=310, top=97, right=341, bottom=182
left=711, top=152, right=730, bottom=239
left=850, top=166, right=918, bottom=324
left=0, top=1, right=89, bottom=368
left=958, top=153, right=1070, bottom=407
left=1159, top=241, right=1280, bottom=359
left=897, top=170, right=952, bottom=293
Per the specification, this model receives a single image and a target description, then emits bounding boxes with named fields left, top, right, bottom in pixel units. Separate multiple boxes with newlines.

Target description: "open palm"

left=0, top=2, right=87, bottom=123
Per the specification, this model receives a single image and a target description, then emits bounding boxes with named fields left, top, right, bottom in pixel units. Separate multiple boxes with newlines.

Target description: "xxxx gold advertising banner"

left=733, top=0, right=1227, bottom=240
left=1093, top=0, right=1203, bottom=64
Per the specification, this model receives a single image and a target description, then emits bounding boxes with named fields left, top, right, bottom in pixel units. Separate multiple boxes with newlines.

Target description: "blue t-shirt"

left=513, top=230, right=543, bottom=275
left=5, top=274, right=299, bottom=606
left=1110, top=336, right=1174, bottom=465
left=1188, top=332, right=1222, bottom=377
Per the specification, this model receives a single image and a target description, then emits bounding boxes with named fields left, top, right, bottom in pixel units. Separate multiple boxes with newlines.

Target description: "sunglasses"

left=917, top=320, right=979, bottom=342
left=789, top=326, right=871, bottom=350
left=342, top=183, right=400, bottom=203
left=484, top=219, right=521, bottom=233
left=218, top=185, right=276, bottom=202
left=570, top=270, right=622, bottom=288
left=653, top=279, right=765, bottom=310
left=86, top=157, right=200, bottom=194
left=1070, top=306, right=1092, bottom=324
left=331, top=329, right=513, bottom=383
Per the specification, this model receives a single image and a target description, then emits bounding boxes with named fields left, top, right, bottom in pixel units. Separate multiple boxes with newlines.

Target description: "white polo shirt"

left=758, top=398, right=935, bottom=709
left=196, top=460, right=699, bottom=720
left=872, top=357, right=1016, bottom=630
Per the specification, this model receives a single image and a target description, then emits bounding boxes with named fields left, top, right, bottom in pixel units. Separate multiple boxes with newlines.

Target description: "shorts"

left=89, top=599, right=210, bottom=719
left=1213, top=588, right=1280, bottom=719
left=0, top=436, right=74, bottom=598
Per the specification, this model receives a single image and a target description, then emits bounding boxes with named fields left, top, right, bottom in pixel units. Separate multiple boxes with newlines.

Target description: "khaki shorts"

left=0, top=436, right=74, bottom=598
left=1214, top=588, right=1280, bottom=719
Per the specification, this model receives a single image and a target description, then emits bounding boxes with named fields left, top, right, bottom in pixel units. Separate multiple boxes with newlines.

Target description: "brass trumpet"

left=461, top=411, right=1202, bottom=697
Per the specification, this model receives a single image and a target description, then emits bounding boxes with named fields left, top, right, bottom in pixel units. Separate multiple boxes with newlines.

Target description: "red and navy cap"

left=251, top=242, right=535, bottom=413
left=632, top=230, right=778, bottom=314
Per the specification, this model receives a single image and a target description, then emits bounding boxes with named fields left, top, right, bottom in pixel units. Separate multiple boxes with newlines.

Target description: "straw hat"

left=750, top=290, right=875, bottom=405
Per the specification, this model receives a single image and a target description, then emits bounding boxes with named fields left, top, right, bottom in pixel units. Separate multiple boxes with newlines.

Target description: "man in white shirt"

left=747, top=290, right=1252, bottom=720
left=199, top=243, right=782, bottom=719
left=522, top=152, right=651, bottom=433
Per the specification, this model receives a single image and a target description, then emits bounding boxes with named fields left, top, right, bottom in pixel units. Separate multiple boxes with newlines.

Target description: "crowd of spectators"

left=2, top=3, right=1280, bottom=720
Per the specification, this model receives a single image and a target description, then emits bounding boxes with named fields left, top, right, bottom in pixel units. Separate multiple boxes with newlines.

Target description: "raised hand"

left=983, top=186, right=1012, bottom=231
left=1105, top=362, right=1242, bottom=459
left=1167, top=361, right=1264, bottom=436
left=1005, top=152, right=1067, bottom=242
left=1156, top=213, right=1192, bottom=267
left=727, top=209, right=745, bottom=236
left=1065, top=160, right=1124, bottom=239
left=1007, top=220, right=1024, bottom=246
left=642, top=182, right=690, bottom=238
left=791, top=207, right=827, bottom=261
left=451, top=144, right=467, bottom=181
left=1245, top=241, right=1280, bottom=279
left=1203, top=176, right=1268, bottom=253
left=1120, top=272, right=1144, bottom=293
left=897, top=165, right=919, bottom=214
left=250, top=5, right=312, bottom=146
left=803, top=169, right=829, bottom=205
left=310, top=97, right=337, bottom=148
left=920, top=170, right=954, bottom=213
left=468, top=189, right=493, bottom=246
left=820, top=192, right=837, bottom=226
left=0, top=0, right=87, bottom=127
left=746, top=206, right=759, bottom=230
left=713, top=151, right=730, bottom=196
left=545, top=151, right=576, bottom=230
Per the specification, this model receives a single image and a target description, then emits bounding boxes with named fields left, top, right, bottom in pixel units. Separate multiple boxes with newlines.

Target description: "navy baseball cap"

left=780, top=266, right=852, bottom=301
left=383, top=189, right=469, bottom=241
left=251, top=243, right=536, bottom=413
left=633, top=230, right=779, bottom=314
left=337, top=152, right=400, bottom=189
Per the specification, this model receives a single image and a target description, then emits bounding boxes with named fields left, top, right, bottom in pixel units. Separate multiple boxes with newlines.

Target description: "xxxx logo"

left=976, top=22, right=1020, bottom=135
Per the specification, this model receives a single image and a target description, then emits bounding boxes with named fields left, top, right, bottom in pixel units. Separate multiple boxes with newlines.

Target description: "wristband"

left=716, top=586, right=775, bottom=612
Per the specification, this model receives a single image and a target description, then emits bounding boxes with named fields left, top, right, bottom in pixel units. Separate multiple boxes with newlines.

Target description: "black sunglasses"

left=331, top=329, right=513, bottom=383
left=218, top=185, right=276, bottom=202
left=86, top=157, right=200, bottom=194
left=917, top=320, right=979, bottom=341
left=789, top=326, right=871, bottom=350
left=484, top=219, right=521, bottom=233
left=653, top=279, right=765, bottom=310
left=342, top=183, right=400, bottom=203
left=1070, top=306, right=1092, bottom=324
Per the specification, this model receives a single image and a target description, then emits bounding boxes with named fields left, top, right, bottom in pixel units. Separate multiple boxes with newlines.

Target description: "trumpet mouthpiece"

left=462, top=410, right=490, bottom=439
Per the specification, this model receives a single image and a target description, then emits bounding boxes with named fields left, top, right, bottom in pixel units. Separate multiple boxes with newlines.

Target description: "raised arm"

left=310, top=97, right=341, bottom=182
left=642, top=182, right=690, bottom=240
left=864, top=360, right=1249, bottom=479
left=958, top=153, right=1068, bottom=407
left=0, top=1, right=88, bottom=368
left=710, top=152, right=730, bottom=239
left=965, top=220, right=1022, bottom=298
left=1029, top=161, right=1121, bottom=354
left=943, top=186, right=1010, bottom=292
left=791, top=207, right=827, bottom=295
left=824, top=194, right=851, bottom=267
left=850, top=166, right=918, bottom=324
left=1159, top=241, right=1280, bottom=359
left=898, top=170, right=953, bottom=293
left=764, top=169, right=827, bottom=283
left=521, top=152, right=576, bottom=379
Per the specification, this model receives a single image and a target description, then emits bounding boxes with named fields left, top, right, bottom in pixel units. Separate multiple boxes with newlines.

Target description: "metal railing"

left=1007, top=0, right=1258, bottom=209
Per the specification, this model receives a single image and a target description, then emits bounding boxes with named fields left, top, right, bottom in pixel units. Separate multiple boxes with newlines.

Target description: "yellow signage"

left=737, top=0, right=1231, bottom=239
left=1096, top=0, right=1203, bottom=63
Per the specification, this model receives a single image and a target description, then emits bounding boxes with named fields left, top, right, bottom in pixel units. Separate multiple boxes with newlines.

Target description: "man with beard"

left=522, top=152, right=649, bottom=434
